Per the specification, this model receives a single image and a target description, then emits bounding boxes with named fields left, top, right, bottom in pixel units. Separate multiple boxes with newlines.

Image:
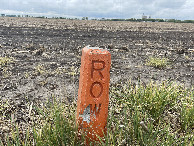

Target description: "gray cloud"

left=0, top=0, right=193, bottom=20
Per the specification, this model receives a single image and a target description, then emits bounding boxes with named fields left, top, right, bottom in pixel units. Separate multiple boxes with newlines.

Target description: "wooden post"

left=76, top=46, right=111, bottom=144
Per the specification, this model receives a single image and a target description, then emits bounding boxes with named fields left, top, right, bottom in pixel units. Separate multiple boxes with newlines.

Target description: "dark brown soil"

left=0, top=17, right=193, bottom=142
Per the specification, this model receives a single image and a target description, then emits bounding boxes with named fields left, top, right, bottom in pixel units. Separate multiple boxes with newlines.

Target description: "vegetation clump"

left=146, top=57, right=169, bottom=69
left=0, top=56, right=13, bottom=67
left=0, top=56, right=13, bottom=77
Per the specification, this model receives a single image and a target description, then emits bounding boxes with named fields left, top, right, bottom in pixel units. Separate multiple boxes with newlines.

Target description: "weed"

left=24, top=72, right=30, bottom=78
left=0, top=56, right=13, bottom=67
left=0, top=56, right=13, bottom=78
left=68, top=66, right=77, bottom=76
left=146, top=57, right=169, bottom=68
left=53, top=67, right=66, bottom=75
left=34, top=64, right=47, bottom=75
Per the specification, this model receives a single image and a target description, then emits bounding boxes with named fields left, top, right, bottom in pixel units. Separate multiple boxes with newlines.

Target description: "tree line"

left=99, top=18, right=194, bottom=23
left=1, top=14, right=194, bottom=23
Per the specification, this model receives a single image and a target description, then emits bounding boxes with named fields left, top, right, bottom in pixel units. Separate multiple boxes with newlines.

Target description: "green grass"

left=146, top=57, right=169, bottom=69
left=107, top=81, right=193, bottom=145
left=33, top=99, right=81, bottom=146
left=0, top=81, right=193, bottom=145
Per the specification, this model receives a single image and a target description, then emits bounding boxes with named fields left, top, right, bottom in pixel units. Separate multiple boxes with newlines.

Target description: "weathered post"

left=76, top=46, right=111, bottom=144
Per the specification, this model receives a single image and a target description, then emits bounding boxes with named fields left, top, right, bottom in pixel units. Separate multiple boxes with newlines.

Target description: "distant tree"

left=167, top=19, right=175, bottom=23
left=136, top=19, right=142, bottom=22
left=183, top=20, right=194, bottom=23
left=158, top=19, right=165, bottom=22
left=149, top=19, right=156, bottom=22
left=82, top=17, right=88, bottom=20
left=126, top=18, right=136, bottom=22
left=175, top=20, right=182, bottom=23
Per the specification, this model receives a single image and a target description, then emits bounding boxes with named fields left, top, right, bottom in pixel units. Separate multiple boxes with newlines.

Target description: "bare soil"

left=0, top=17, right=194, bottom=142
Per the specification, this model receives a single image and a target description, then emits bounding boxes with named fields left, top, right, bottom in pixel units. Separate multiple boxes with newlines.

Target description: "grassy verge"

left=0, top=81, right=193, bottom=145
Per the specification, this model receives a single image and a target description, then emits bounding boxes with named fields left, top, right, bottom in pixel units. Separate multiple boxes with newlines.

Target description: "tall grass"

left=1, top=81, right=193, bottom=145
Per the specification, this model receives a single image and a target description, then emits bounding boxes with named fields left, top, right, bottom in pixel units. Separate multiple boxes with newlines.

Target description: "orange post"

left=76, top=46, right=111, bottom=144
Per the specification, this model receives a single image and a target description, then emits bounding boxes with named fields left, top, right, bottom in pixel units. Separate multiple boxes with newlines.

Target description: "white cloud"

left=0, top=0, right=194, bottom=20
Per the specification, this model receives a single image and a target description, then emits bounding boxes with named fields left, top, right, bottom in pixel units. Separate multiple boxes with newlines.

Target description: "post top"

left=86, top=45, right=106, bottom=50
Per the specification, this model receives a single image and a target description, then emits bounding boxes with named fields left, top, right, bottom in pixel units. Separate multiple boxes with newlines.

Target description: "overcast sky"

left=0, top=0, right=194, bottom=20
